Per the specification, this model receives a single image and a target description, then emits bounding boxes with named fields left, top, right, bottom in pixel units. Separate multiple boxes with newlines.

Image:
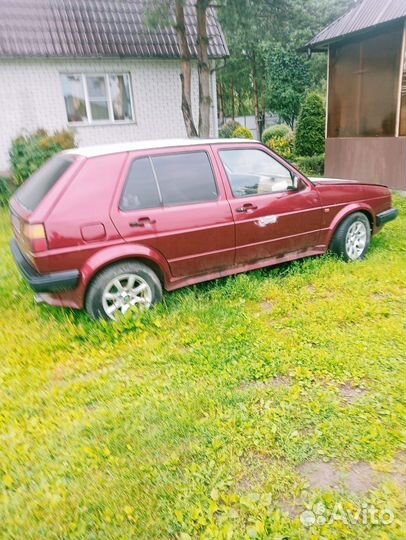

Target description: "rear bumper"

left=10, top=240, right=80, bottom=293
left=376, top=208, right=398, bottom=227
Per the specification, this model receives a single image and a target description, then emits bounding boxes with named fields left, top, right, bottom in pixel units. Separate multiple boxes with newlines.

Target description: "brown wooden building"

left=305, top=0, right=406, bottom=191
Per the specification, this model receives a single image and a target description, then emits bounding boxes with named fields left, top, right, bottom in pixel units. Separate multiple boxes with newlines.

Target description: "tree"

left=295, top=92, right=326, bottom=157
left=147, top=0, right=212, bottom=137
left=174, top=0, right=198, bottom=137
left=266, top=46, right=310, bottom=128
left=196, top=0, right=211, bottom=137
left=217, top=0, right=355, bottom=126
left=217, top=0, right=289, bottom=137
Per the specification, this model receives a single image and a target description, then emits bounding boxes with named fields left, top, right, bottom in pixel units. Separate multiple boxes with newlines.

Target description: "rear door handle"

left=236, top=203, right=258, bottom=213
left=129, top=217, right=156, bottom=227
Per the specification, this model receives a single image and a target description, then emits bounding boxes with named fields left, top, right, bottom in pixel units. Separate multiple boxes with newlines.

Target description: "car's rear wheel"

left=85, top=261, right=162, bottom=320
left=330, top=212, right=371, bottom=261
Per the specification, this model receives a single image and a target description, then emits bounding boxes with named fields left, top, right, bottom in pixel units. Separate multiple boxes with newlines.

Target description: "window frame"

left=60, top=73, right=135, bottom=126
left=218, top=147, right=296, bottom=199
left=119, top=150, right=220, bottom=212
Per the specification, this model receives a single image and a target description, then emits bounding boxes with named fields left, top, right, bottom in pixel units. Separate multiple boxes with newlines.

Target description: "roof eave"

left=302, top=15, right=406, bottom=52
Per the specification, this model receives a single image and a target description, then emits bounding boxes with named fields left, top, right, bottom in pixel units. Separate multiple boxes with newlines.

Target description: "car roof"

left=63, top=138, right=259, bottom=158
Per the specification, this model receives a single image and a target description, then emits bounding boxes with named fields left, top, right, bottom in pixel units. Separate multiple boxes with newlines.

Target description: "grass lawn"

left=0, top=197, right=405, bottom=539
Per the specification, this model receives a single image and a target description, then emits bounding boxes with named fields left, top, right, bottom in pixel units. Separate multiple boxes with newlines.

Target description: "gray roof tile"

left=306, top=0, right=406, bottom=49
left=0, top=0, right=228, bottom=59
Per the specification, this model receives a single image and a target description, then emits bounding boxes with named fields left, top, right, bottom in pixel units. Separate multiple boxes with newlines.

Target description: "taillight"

left=23, top=223, right=48, bottom=252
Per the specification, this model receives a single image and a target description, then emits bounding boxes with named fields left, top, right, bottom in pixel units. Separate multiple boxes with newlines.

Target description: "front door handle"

left=236, top=203, right=258, bottom=213
left=129, top=217, right=156, bottom=227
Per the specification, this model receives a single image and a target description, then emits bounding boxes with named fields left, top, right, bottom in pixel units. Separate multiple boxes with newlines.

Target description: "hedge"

left=295, top=92, right=325, bottom=157
left=10, top=128, right=75, bottom=185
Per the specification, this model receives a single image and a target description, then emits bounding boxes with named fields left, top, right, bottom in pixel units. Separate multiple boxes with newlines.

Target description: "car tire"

left=85, top=261, right=163, bottom=320
left=330, top=212, right=371, bottom=262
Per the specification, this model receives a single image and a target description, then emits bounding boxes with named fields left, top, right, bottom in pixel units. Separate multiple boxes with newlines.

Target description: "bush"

left=232, top=126, right=253, bottom=139
left=261, top=124, right=291, bottom=146
left=219, top=120, right=241, bottom=138
left=293, top=154, right=325, bottom=176
left=10, top=128, right=75, bottom=185
left=266, top=134, right=295, bottom=160
left=295, top=92, right=325, bottom=157
left=0, top=176, right=13, bottom=207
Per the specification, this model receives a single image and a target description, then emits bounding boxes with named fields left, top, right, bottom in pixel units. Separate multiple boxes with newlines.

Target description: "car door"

left=111, top=146, right=235, bottom=278
left=213, top=144, right=323, bottom=264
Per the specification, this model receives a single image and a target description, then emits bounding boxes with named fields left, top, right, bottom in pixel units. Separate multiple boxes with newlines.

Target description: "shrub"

left=295, top=92, right=325, bottom=157
left=219, top=120, right=241, bottom=138
left=266, top=134, right=295, bottom=160
left=0, top=176, right=13, bottom=207
left=293, top=154, right=325, bottom=176
left=232, top=126, right=253, bottom=139
left=10, top=128, right=75, bottom=185
left=261, top=124, right=291, bottom=146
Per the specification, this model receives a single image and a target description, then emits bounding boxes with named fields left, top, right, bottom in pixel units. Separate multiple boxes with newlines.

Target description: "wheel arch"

left=81, top=244, right=171, bottom=297
left=327, top=205, right=374, bottom=247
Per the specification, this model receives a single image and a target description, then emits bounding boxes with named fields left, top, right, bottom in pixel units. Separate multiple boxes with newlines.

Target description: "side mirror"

left=288, top=175, right=300, bottom=191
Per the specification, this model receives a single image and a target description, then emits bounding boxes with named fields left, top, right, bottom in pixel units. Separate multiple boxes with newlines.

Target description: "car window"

left=219, top=148, right=294, bottom=197
left=16, top=155, right=73, bottom=211
left=151, top=152, right=218, bottom=206
left=120, top=157, right=161, bottom=211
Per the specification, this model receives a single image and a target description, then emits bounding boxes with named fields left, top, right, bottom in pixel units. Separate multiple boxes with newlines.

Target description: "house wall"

left=0, top=57, right=218, bottom=172
left=325, top=137, right=406, bottom=191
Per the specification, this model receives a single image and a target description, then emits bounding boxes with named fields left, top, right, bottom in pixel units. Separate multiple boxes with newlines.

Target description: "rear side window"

left=16, top=155, right=73, bottom=211
left=120, top=151, right=218, bottom=211
left=152, top=152, right=217, bottom=206
left=120, top=158, right=160, bottom=211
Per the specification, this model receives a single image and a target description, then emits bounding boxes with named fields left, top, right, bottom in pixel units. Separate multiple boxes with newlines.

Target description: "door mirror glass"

left=287, top=175, right=300, bottom=191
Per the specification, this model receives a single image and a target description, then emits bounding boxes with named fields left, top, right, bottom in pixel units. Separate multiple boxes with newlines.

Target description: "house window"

left=328, top=24, right=403, bottom=137
left=61, top=73, right=134, bottom=124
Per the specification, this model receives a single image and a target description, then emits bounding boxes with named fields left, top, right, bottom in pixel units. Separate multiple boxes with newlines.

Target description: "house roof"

left=305, top=0, right=406, bottom=50
left=63, top=138, right=259, bottom=158
left=0, top=0, right=228, bottom=59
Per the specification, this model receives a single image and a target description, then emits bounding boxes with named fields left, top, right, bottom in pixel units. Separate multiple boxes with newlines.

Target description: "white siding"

left=0, top=57, right=218, bottom=171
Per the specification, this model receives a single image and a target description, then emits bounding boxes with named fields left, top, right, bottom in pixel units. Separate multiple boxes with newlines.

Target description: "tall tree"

left=196, top=0, right=212, bottom=137
left=175, top=0, right=198, bottom=136
left=217, top=0, right=355, bottom=128
left=266, top=46, right=310, bottom=128
left=147, top=0, right=213, bottom=137
left=217, top=0, right=288, bottom=136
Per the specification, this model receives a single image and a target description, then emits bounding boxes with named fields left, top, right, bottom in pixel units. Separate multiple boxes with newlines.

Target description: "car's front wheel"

left=85, top=261, right=162, bottom=320
left=330, top=212, right=371, bottom=261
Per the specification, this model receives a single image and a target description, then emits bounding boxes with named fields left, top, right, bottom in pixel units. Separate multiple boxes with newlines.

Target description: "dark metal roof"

left=0, top=0, right=228, bottom=59
left=306, top=0, right=406, bottom=50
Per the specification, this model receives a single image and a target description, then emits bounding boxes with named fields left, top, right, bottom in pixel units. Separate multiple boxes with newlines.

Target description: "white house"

left=0, top=0, right=228, bottom=172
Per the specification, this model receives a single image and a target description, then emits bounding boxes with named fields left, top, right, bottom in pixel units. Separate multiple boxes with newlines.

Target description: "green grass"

left=0, top=197, right=405, bottom=539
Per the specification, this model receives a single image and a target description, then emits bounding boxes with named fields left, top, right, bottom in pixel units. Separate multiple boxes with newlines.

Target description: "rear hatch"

left=10, top=154, right=77, bottom=265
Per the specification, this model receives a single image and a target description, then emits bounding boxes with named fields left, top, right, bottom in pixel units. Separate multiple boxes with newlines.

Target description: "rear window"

left=16, top=155, right=74, bottom=211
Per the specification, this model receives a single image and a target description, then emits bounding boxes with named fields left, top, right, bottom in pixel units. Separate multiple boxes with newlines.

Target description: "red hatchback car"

left=10, top=138, right=398, bottom=320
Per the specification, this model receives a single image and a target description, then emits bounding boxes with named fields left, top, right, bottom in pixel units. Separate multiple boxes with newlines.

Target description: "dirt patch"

left=236, top=452, right=273, bottom=492
left=238, top=375, right=292, bottom=392
left=344, top=462, right=380, bottom=494
left=53, top=357, right=130, bottom=388
left=297, top=456, right=406, bottom=495
left=371, top=292, right=389, bottom=301
left=278, top=496, right=305, bottom=518
left=381, top=451, right=406, bottom=489
left=339, top=383, right=367, bottom=405
left=261, top=301, right=274, bottom=313
left=297, top=461, right=342, bottom=490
